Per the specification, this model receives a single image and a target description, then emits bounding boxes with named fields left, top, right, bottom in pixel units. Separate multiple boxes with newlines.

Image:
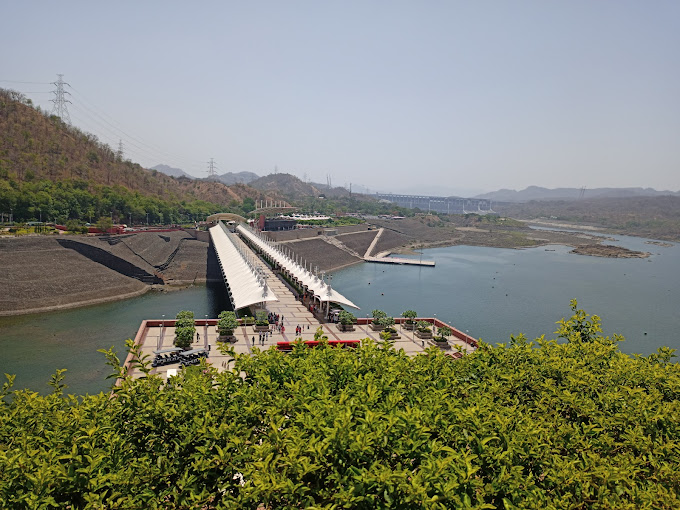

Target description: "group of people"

left=253, top=332, right=270, bottom=345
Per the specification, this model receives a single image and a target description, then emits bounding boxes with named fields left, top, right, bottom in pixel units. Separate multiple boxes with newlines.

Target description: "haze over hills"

left=249, top=173, right=322, bottom=198
left=475, top=186, right=680, bottom=203
left=212, top=171, right=260, bottom=186
left=150, top=164, right=194, bottom=179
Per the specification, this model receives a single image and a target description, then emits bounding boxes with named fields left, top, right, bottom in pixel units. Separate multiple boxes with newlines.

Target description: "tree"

left=217, top=310, right=238, bottom=337
left=255, top=310, right=268, bottom=326
left=438, top=325, right=451, bottom=339
left=96, top=215, right=112, bottom=233
left=416, top=320, right=431, bottom=332
left=338, top=310, right=356, bottom=326
left=173, top=310, right=195, bottom=349
left=242, top=197, right=255, bottom=213
left=401, top=309, right=417, bottom=324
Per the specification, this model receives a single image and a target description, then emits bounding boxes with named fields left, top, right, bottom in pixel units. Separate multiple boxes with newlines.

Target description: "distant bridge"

left=375, top=193, right=493, bottom=214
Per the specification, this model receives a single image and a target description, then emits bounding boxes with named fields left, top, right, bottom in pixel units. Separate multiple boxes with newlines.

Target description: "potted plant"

left=217, top=310, right=238, bottom=342
left=402, top=310, right=417, bottom=330
left=174, top=310, right=195, bottom=350
left=337, top=310, right=356, bottom=332
left=415, top=320, right=433, bottom=339
left=432, top=326, right=452, bottom=349
left=253, top=310, right=270, bottom=332
left=370, top=309, right=387, bottom=331
left=382, top=318, right=400, bottom=340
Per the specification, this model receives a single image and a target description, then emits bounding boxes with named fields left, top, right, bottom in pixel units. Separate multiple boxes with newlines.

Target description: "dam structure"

left=209, top=222, right=279, bottom=311
left=209, top=221, right=359, bottom=315
left=375, top=193, right=493, bottom=215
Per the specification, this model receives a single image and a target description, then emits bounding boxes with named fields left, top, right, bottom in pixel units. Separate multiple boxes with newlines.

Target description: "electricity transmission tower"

left=116, top=140, right=124, bottom=161
left=207, top=158, right=218, bottom=179
left=50, top=74, right=71, bottom=124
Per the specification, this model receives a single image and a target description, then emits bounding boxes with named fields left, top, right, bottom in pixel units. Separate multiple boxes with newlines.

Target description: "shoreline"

left=0, top=286, right=151, bottom=318
left=0, top=222, right=665, bottom=317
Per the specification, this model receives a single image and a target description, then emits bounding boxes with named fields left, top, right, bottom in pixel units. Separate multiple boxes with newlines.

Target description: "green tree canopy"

left=217, top=311, right=238, bottom=336
left=402, top=309, right=417, bottom=322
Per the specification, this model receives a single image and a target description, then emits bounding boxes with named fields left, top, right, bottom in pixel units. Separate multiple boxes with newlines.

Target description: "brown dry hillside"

left=0, top=88, right=283, bottom=207
left=250, top=173, right=322, bottom=198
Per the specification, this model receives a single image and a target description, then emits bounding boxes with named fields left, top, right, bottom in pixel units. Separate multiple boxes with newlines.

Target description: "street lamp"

left=204, top=314, right=209, bottom=350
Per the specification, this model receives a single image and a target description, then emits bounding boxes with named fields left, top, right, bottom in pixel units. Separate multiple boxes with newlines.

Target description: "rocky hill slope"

left=0, top=89, right=283, bottom=211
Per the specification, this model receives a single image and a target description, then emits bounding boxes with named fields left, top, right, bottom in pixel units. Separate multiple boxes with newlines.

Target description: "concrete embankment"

left=0, top=231, right=217, bottom=316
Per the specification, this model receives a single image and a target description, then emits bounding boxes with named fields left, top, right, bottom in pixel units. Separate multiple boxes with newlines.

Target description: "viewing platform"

left=123, top=316, right=477, bottom=382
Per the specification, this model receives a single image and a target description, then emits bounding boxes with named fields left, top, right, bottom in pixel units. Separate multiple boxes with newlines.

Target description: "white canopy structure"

left=236, top=224, right=360, bottom=310
left=209, top=222, right=278, bottom=311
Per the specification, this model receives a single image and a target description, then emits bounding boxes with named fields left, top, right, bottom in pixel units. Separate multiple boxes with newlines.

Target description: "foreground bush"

left=1, top=303, right=679, bottom=509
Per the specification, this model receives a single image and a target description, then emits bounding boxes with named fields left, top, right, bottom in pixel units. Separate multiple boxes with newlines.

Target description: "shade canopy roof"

left=236, top=224, right=359, bottom=310
left=209, top=223, right=278, bottom=311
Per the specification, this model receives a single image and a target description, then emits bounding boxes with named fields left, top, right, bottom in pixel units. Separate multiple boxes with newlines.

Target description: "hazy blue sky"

left=2, top=1, right=679, bottom=195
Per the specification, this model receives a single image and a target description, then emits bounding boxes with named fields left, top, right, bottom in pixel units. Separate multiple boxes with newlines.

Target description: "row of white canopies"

left=236, top=224, right=360, bottom=310
left=209, top=222, right=278, bottom=311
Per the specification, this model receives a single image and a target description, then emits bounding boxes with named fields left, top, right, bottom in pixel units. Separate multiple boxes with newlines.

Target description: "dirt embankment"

left=365, top=216, right=607, bottom=253
left=0, top=231, right=213, bottom=316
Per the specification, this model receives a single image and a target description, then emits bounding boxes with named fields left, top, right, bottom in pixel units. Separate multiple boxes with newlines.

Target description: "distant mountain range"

left=474, top=186, right=680, bottom=202
left=152, top=164, right=260, bottom=185
left=249, top=173, right=321, bottom=197
left=150, top=164, right=194, bottom=179
left=213, top=171, right=260, bottom=185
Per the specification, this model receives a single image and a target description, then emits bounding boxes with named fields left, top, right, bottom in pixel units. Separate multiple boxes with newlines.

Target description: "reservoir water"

left=1, top=233, right=677, bottom=395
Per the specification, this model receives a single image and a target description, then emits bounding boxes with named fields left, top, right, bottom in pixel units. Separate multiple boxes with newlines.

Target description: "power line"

left=66, top=84, right=201, bottom=168
left=0, top=80, right=51, bottom=85
left=69, top=103, right=203, bottom=172
left=7, top=76, right=208, bottom=175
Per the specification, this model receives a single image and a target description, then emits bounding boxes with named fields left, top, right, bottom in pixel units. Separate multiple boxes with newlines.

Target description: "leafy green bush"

left=1, top=303, right=680, bottom=508
left=401, top=309, right=417, bottom=324
left=255, top=310, right=268, bottom=326
left=338, top=310, right=356, bottom=326
left=435, top=326, right=452, bottom=341
left=371, top=309, right=394, bottom=327
left=416, top=320, right=432, bottom=332
left=371, top=309, right=387, bottom=320
left=174, top=310, right=195, bottom=349
left=217, top=311, right=238, bottom=336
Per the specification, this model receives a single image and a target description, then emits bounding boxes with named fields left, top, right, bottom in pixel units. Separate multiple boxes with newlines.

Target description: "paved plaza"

left=127, top=237, right=475, bottom=382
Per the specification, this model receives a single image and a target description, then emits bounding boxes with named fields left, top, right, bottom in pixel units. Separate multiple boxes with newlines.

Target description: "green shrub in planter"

left=416, top=320, right=431, bottom=333
left=217, top=311, right=238, bottom=337
left=255, top=310, right=269, bottom=326
left=174, top=310, right=195, bottom=349
left=338, top=311, right=356, bottom=326
left=433, top=326, right=452, bottom=342
left=401, top=310, right=417, bottom=324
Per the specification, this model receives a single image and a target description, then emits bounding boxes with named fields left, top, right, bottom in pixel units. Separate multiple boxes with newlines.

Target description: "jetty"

left=364, top=255, right=435, bottom=267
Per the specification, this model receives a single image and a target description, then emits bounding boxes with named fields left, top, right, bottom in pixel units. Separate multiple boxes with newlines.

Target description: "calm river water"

left=1, top=233, right=677, bottom=395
